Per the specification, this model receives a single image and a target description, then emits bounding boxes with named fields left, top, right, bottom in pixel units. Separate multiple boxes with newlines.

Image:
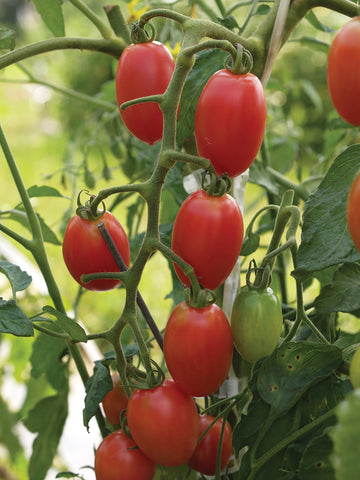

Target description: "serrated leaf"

left=30, top=0, right=65, bottom=37
left=0, top=26, right=16, bottom=51
left=314, top=263, right=360, bottom=314
left=24, top=393, right=68, bottom=480
left=83, top=361, right=113, bottom=428
left=257, top=342, right=342, bottom=416
left=294, top=145, right=360, bottom=281
left=0, top=260, right=32, bottom=297
left=42, top=306, right=87, bottom=343
left=176, top=49, right=227, bottom=148
left=0, top=298, right=33, bottom=337
left=28, top=185, right=66, bottom=198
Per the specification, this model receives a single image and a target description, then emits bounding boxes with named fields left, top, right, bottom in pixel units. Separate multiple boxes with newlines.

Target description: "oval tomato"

left=102, top=374, right=128, bottom=426
left=195, top=69, right=266, bottom=178
left=347, top=170, right=360, bottom=252
left=163, top=301, right=233, bottom=397
left=94, top=429, right=156, bottom=480
left=171, top=189, right=244, bottom=290
left=62, top=210, right=130, bottom=291
left=230, top=287, right=283, bottom=363
left=115, top=41, right=175, bottom=145
left=127, top=378, right=199, bottom=467
left=327, top=16, right=360, bottom=126
left=188, top=414, right=233, bottom=475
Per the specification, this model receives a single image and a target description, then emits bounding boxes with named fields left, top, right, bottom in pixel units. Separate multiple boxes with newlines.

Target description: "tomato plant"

left=188, top=414, right=233, bottom=475
left=327, top=16, right=360, bottom=126
left=171, top=189, right=244, bottom=290
left=195, top=69, right=266, bottom=177
left=102, top=374, right=128, bottom=426
left=115, top=41, right=175, bottom=145
left=126, top=378, right=199, bottom=467
left=349, top=347, right=360, bottom=389
left=163, top=300, right=233, bottom=397
left=94, top=429, right=156, bottom=480
left=62, top=209, right=130, bottom=291
left=231, top=287, right=283, bottom=363
left=347, top=170, right=360, bottom=253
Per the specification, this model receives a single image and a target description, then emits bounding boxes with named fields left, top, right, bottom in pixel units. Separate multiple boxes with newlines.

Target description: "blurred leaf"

left=30, top=0, right=65, bottom=37
left=290, top=36, right=329, bottom=54
left=256, top=4, right=271, bottom=15
left=294, top=145, right=360, bottom=281
left=314, top=263, right=360, bottom=314
left=56, top=472, right=85, bottom=479
left=83, top=361, right=112, bottom=428
left=0, top=395, right=23, bottom=461
left=0, top=26, right=15, bottom=50
left=28, top=185, right=67, bottom=198
left=8, top=207, right=61, bottom=245
left=0, top=298, right=33, bottom=336
left=24, top=392, right=68, bottom=480
left=0, top=260, right=32, bottom=296
left=176, top=49, right=227, bottom=148
left=249, top=159, right=280, bottom=196
left=305, top=11, right=335, bottom=33
left=42, top=306, right=87, bottom=342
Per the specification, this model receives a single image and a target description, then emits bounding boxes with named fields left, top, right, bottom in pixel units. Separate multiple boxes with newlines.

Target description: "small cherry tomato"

left=102, top=374, right=128, bottom=426
left=188, top=414, right=233, bottom=475
left=94, top=429, right=156, bottom=480
left=62, top=210, right=130, bottom=291
left=127, top=378, right=199, bottom=467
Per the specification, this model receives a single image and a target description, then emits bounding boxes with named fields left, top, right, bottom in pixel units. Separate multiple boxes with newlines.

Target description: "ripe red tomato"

left=94, top=429, right=156, bottom=480
left=163, top=301, right=233, bottom=397
left=127, top=378, right=199, bottom=467
left=347, top=170, right=360, bottom=252
left=231, top=287, right=283, bottom=363
left=102, top=374, right=128, bottom=426
left=115, top=41, right=175, bottom=145
left=327, top=16, right=360, bottom=126
left=62, top=210, right=130, bottom=291
left=195, top=69, right=266, bottom=178
left=171, top=189, right=243, bottom=290
left=189, top=414, right=233, bottom=475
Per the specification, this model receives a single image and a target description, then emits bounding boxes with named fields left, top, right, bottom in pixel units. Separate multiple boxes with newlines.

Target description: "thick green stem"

left=104, top=5, right=131, bottom=44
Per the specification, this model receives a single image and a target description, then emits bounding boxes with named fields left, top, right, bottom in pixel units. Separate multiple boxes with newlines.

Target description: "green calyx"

left=184, top=287, right=216, bottom=309
left=130, top=21, right=156, bottom=44
left=75, top=189, right=106, bottom=220
left=225, top=43, right=254, bottom=75
left=201, top=170, right=232, bottom=197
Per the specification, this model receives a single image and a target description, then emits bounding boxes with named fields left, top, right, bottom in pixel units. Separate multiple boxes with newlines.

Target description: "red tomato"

left=115, top=41, right=175, bottom=145
left=188, top=414, right=233, bottom=475
left=347, top=170, right=360, bottom=251
left=171, top=189, right=244, bottom=290
left=327, top=16, right=360, bottom=126
left=163, top=301, right=233, bottom=397
left=127, top=378, right=199, bottom=467
left=94, top=429, right=156, bottom=480
left=195, top=69, right=266, bottom=177
left=102, top=374, right=128, bottom=426
left=62, top=210, right=130, bottom=291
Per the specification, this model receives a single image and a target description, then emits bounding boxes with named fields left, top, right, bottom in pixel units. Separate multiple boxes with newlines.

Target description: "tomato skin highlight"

left=127, top=378, right=199, bottom=467
left=164, top=301, right=233, bottom=397
left=188, top=414, right=233, bottom=475
left=231, top=287, right=283, bottom=363
left=195, top=69, right=266, bottom=178
left=102, top=374, right=128, bottom=426
left=327, top=16, right=360, bottom=126
left=115, top=41, right=175, bottom=145
left=62, top=210, right=130, bottom=291
left=347, top=170, right=360, bottom=252
left=94, top=429, right=156, bottom=480
left=171, top=189, right=244, bottom=290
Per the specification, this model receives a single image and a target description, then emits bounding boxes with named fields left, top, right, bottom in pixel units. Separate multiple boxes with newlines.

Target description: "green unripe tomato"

left=349, top=347, right=360, bottom=389
left=230, top=287, right=283, bottom=363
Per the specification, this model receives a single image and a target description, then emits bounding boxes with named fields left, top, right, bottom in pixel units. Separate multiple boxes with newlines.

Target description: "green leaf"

left=305, top=11, right=335, bottom=33
left=24, top=393, right=68, bottom=480
left=0, top=395, right=23, bottom=461
left=314, top=263, right=360, bottom=314
left=249, top=160, right=280, bottom=196
left=330, top=389, right=360, bottom=480
left=27, top=185, right=67, bottom=199
left=42, top=306, right=87, bottom=343
left=8, top=208, right=61, bottom=245
left=257, top=342, right=342, bottom=416
left=0, top=298, right=33, bottom=337
left=83, top=361, right=113, bottom=428
left=298, top=432, right=334, bottom=480
left=0, top=260, right=32, bottom=297
left=176, top=49, right=227, bottom=148
left=30, top=0, right=65, bottom=37
left=294, top=145, right=360, bottom=281
left=240, top=231, right=260, bottom=256
left=0, top=26, right=16, bottom=51
left=290, top=36, right=329, bottom=54
left=56, top=472, right=85, bottom=479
